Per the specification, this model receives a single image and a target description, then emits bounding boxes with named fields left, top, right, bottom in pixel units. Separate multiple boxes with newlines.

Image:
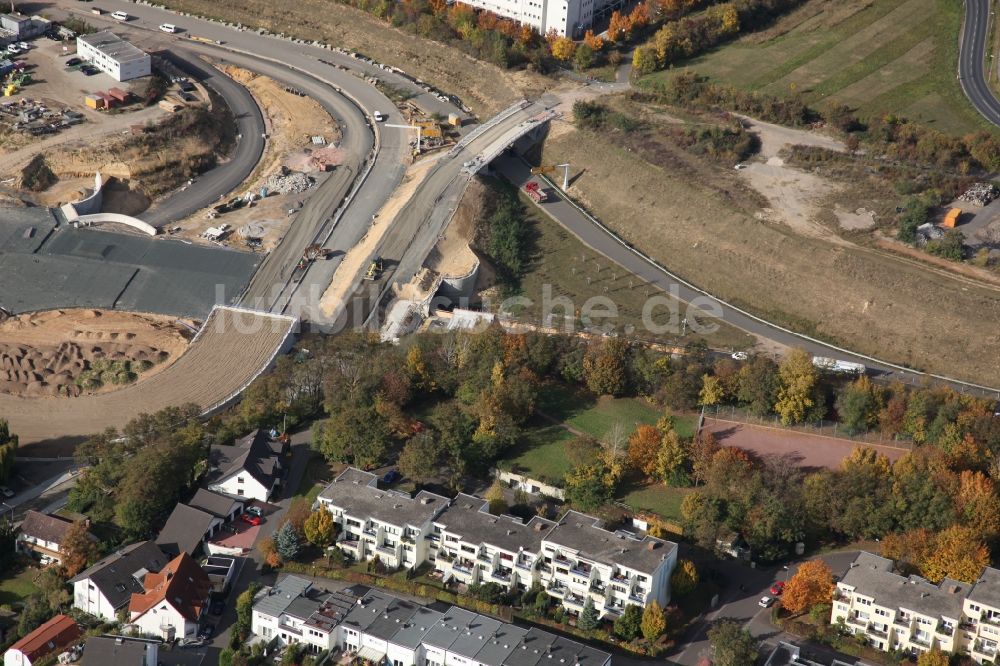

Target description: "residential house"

left=207, top=430, right=283, bottom=502
left=832, top=552, right=972, bottom=658
left=428, top=494, right=555, bottom=592
left=187, top=489, right=245, bottom=522
left=763, top=641, right=872, bottom=666
left=316, top=469, right=678, bottom=619
left=81, top=636, right=159, bottom=666
left=963, top=567, right=1000, bottom=662
left=70, top=541, right=169, bottom=622
left=128, top=552, right=211, bottom=641
left=315, top=468, right=449, bottom=570
left=4, top=615, right=81, bottom=666
left=17, top=510, right=92, bottom=565
left=539, top=510, right=677, bottom=618
left=251, top=576, right=612, bottom=666
left=156, top=504, right=222, bottom=558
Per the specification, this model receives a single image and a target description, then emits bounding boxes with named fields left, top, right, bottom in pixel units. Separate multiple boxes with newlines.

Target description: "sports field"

left=644, top=0, right=990, bottom=136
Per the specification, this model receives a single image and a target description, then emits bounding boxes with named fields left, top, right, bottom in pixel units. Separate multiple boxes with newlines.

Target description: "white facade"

left=831, top=552, right=1000, bottom=663
left=76, top=31, right=150, bottom=82
left=17, top=532, right=63, bottom=563
left=456, top=0, right=610, bottom=37
left=209, top=472, right=272, bottom=503
left=73, top=580, right=118, bottom=622
left=131, top=601, right=195, bottom=641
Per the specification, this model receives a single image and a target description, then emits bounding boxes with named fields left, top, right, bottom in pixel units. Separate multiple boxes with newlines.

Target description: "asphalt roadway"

left=495, top=155, right=1000, bottom=397
left=960, top=0, right=1000, bottom=127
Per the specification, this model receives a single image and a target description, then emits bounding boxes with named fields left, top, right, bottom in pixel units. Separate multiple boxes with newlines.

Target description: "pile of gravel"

left=265, top=171, right=313, bottom=194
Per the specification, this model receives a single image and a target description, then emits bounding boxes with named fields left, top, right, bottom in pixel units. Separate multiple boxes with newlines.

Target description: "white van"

left=111, top=10, right=129, bottom=21
left=159, top=23, right=177, bottom=33
left=373, top=111, right=385, bottom=122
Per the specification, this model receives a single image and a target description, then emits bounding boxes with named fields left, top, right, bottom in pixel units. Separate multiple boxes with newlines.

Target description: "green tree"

left=670, top=559, right=699, bottom=597
left=398, top=432, right=440, bottom=484
left=707, top=619, right=759, bottom=666
left=774, top=348, right=818, bottom=425
left=574, top=43, right=594, bottom=70
left=564, top=463, right=613, bottom=511
left=0, top=419, right=17, bottom=483
left=699, top=374, right=725, bottom=407
left=485, top=479, right=508, bottom=514
left=304, top=506, right=335, bottom=549
left=613, top=604, right=643, bottom=640
left=655, top=429, right=688, bottom=486
left=313, top=404, right=390, bottom=468
left=577, top=597, right=600, bottom=631
left=583, top=337, right=630, bottom=397
left=897, top=197, right=930, bottom=243
left=736, top=355, right=779, bottom=416
left=234, top=582, right=261, bottom=640
left=641, top=600, right=667, bottom=641
left=835, top=376, right=879, bottom=435
left=275, top=521, right=301, bottom=561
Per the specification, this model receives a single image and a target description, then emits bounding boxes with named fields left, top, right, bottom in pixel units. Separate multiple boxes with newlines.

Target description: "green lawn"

left=505, top=425, right=577, bottom=484
left=641, top=0, right=992, bottom=136
left=294, top=455, right=333, bottom=505
left=0, top=565, right=40, bottom=605
left=617, top=482, right=692, bottom=522
left=538, top=386, right=696, bottom=439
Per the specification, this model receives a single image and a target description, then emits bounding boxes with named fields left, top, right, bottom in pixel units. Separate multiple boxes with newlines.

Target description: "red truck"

left=524, top=181, right=548, bottom=203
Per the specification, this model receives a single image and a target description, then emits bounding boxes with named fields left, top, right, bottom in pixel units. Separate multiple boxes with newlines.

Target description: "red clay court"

left=703, top=417, right=909, bottom=470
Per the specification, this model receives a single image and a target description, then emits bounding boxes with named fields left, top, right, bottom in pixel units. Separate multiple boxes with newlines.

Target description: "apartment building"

left=539, top=511, right=676, bottom=619
left=456, top=0, right=615, bottom=38
left=831, top=551, right=1000, bottom=662
left=429, top=494, right=556, bottom=592
left=76, top=32, right=150, bottom=82
left=315, top=468, right=450, bottom=570
left=252, top=576, right=613, bottom=666
left=317, top=470, right=677, bottom=619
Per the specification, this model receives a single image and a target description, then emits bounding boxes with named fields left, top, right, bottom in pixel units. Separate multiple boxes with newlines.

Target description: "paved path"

left=960, top=0, right=1000, bottom=127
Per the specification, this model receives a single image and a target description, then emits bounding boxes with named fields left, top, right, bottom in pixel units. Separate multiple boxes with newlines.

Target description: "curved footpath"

left=960, top=0, right=1000, bottom=127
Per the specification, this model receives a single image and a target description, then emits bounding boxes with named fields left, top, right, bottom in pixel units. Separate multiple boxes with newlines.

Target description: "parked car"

left=159, top=23, right=177, bottom=33
left=373, top=110, right=385, bottom=122
left=758, top=596, right=774, bottom=608
left=239, top=513, right=262, bottom=526
left=382, top=469, right=401, bottom=484
left=65, top=57, right=81, bottom=66
left=245, top=506, right=263, bottom=517
left=17, top=42, right=29, bottom=51
left=81, top=66, right=98, bottom=76
left=731, top=351, right=748, bottom=361
left=0, top=486, right=13, bottom=498
left=770, top=581, right=785, bottom=596
left=111, top=10, right=129, bottom=21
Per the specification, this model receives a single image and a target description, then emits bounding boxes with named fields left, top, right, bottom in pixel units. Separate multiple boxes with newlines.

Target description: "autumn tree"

left=707, top=620, right=759, bottom=666
left=881, top=528, right=934, bottom=575
left=631, top=46, right=658, bottom=76
left=582, top=30, right=604, bottom=51
left=550, top=35, right=576, bottom=61
left=781, top=560, right=834, bottom=614
left=774, top=348, right=819, bottom=425
left=60, top=520, right=97, bottom=578
left=955, top=470, right=1000, bottom=538
left=699, top=374, right=725, bottom=407
left=258, top=536, right=281, bottom=568
left=304, top=506, right=335, bottom=549
left=284, top=499, right=312, bottom=537
left=655, top=428, right=688, bottom=486
left=641, top=600, right=667, bottom=641
left=670, top=559, right=699, bottom=597
left=582, top=337, right=630, bottom=396
left=922, top=525, right=990, bottom=583
left=607, top=11, right=628, bottom=42
left=628, top=425, right=662, bottom=476
left=916, top=648, right=949, bottom=666
left=485, top=479, right=508, bottom=514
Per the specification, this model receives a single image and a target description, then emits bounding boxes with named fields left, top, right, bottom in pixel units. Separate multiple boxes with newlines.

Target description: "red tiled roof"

left=128, top=552, right=211, bottom=622
left=8, top=614, right=80, bottom=662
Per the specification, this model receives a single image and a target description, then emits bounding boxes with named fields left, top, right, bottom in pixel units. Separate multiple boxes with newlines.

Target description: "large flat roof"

left=434, top=494, right=555, bottom=555
left=78, top=31, right=148, bottom=64
left=544, top=510, right=674, bottom=574
left=318, top=468, right=449, bottom=529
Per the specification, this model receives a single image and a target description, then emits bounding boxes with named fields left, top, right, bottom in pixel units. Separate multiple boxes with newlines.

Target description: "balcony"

left=847, top=616, right=868, bottom=629
left=894, top=616, right=911, bottom=628
left=935, top=624, right=954, bottom=637
left=973, top=640, right=998, bottom=657
left=279, top=623, right=303, bottom=637
left=363, top=526, right=378, bottom=537
left=564, top=594, right=585, bottom=608
left=338, top=537, right=362, bottom=551
left=911, top=635, right=931, bottom=648
left=401, top=534, right=415, bottom=545
left=553, top=553, right=572, bottom=567
left=984, top=614, right=1000, bottom=627
left=377, top=543, right=397, bottom=556
left=426, top=533, right=440, bottom=543
left=611, top=572, right=629, bottom=583
left=516, top=559, right=533, bottom=571
left=869, top=625, right=888, bottom=638
left=437, top=551, right=454, bottom=563
left=492, top=568, right=512, bottom=583
left=590, top=580, right=607, bottom=594
left=453, top=560, right=474, bottom=575
left=478, top=552, right=494, bottom=564
left=629, top=592, right=646, bottom=604
left=602, top=602, right=624, bottom=617
left=547, top=584, right=567, bottom=598
left=570, top=563, right=592, bottom=577
left=540, top=564, right=553, bottom=575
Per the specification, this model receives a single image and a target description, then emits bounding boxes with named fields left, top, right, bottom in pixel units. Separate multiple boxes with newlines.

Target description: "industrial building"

left=0, top=13, right=49, bottom=42
left=76, top=31, right=150, bottom=82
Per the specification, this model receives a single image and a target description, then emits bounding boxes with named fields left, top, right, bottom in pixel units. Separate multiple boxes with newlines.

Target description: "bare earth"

left=704, top=417, right=907, bottom=470
left=4, top=307, right=295, bottom=454
left=0, top=309, right=191, bottom=398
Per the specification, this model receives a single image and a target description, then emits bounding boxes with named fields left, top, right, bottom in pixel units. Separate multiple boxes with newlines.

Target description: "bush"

left=926, top=229, right=966, bottom=261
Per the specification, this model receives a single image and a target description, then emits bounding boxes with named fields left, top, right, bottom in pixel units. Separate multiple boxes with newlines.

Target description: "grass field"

left=294, top=455, right=334, bottom=505
left=506, top=425, right=578, bottom=483
left=642, top=0, right=990, bottom=136
left=617, top=482, right=692, bottom=522
left=509, top=190, right=754, bottom=351
left=0, top=565, right=39, bottom=605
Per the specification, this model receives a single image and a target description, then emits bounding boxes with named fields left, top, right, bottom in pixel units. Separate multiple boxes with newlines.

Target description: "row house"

left=830, top=551, right=1000, bottom=662
left=538, top=511, right=676, bottom=619
left=315, top=468, right=450, bottom=570
left=251, top=576, right=612, bottom=666
left=429, top=494, right=555, bottom=593
left=315, top=470, right=678, bottom=619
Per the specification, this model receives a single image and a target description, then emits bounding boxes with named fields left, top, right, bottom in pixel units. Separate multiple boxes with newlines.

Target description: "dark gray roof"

left=472, top=623, right=527, bottom=666
left=434, top=494, right=555, bottom=554
left=388, top=607, right=442, bottom=649
left=969, top=566, right=1000, bottom=609
left=253, top=576, right=313, bottom=619
left=342, top=592, right=392, bottom=634
left=362, top=594, right=420, bottom=641
left=445, top=613, right=502, bottom=659
left=318, top=467, right=449, bottom=528
left=502, top=628, right=556, bottom=666
left=544, top=510, right=675, bottom=574
left=419, top=605, right=477, bottom=651
left=82, top=636, right=158, bottom=666
left=209, top=430, right=278, bottom=489
left=187, top=489, right=244, bottom=518
left=69, top=541, right=169, bottom=610
left=155, top=504, right=216, bottom=557
left=547, top=637, right=609, bottom=666
left=840, top=552, right=969, bottom=620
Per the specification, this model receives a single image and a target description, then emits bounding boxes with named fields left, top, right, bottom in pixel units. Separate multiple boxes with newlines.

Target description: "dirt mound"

left=0, top=309, right=192, bottom=398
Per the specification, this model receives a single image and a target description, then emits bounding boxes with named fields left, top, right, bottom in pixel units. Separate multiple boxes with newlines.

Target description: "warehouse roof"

left=78, top=31, right=148, bottom=64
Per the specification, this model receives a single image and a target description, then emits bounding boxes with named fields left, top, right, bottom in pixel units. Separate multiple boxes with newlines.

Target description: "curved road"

left=960, top=0, right=1000, bottom=126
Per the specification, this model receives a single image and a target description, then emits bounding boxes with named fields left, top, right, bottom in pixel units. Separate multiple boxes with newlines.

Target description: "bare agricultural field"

left=4, top=307, right=295, bottom=454
left=156, top=0, right=549, bottom=118
left=648, top=0, right=990, bottom=136
left=541, top=123, right=1000, bottom=387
